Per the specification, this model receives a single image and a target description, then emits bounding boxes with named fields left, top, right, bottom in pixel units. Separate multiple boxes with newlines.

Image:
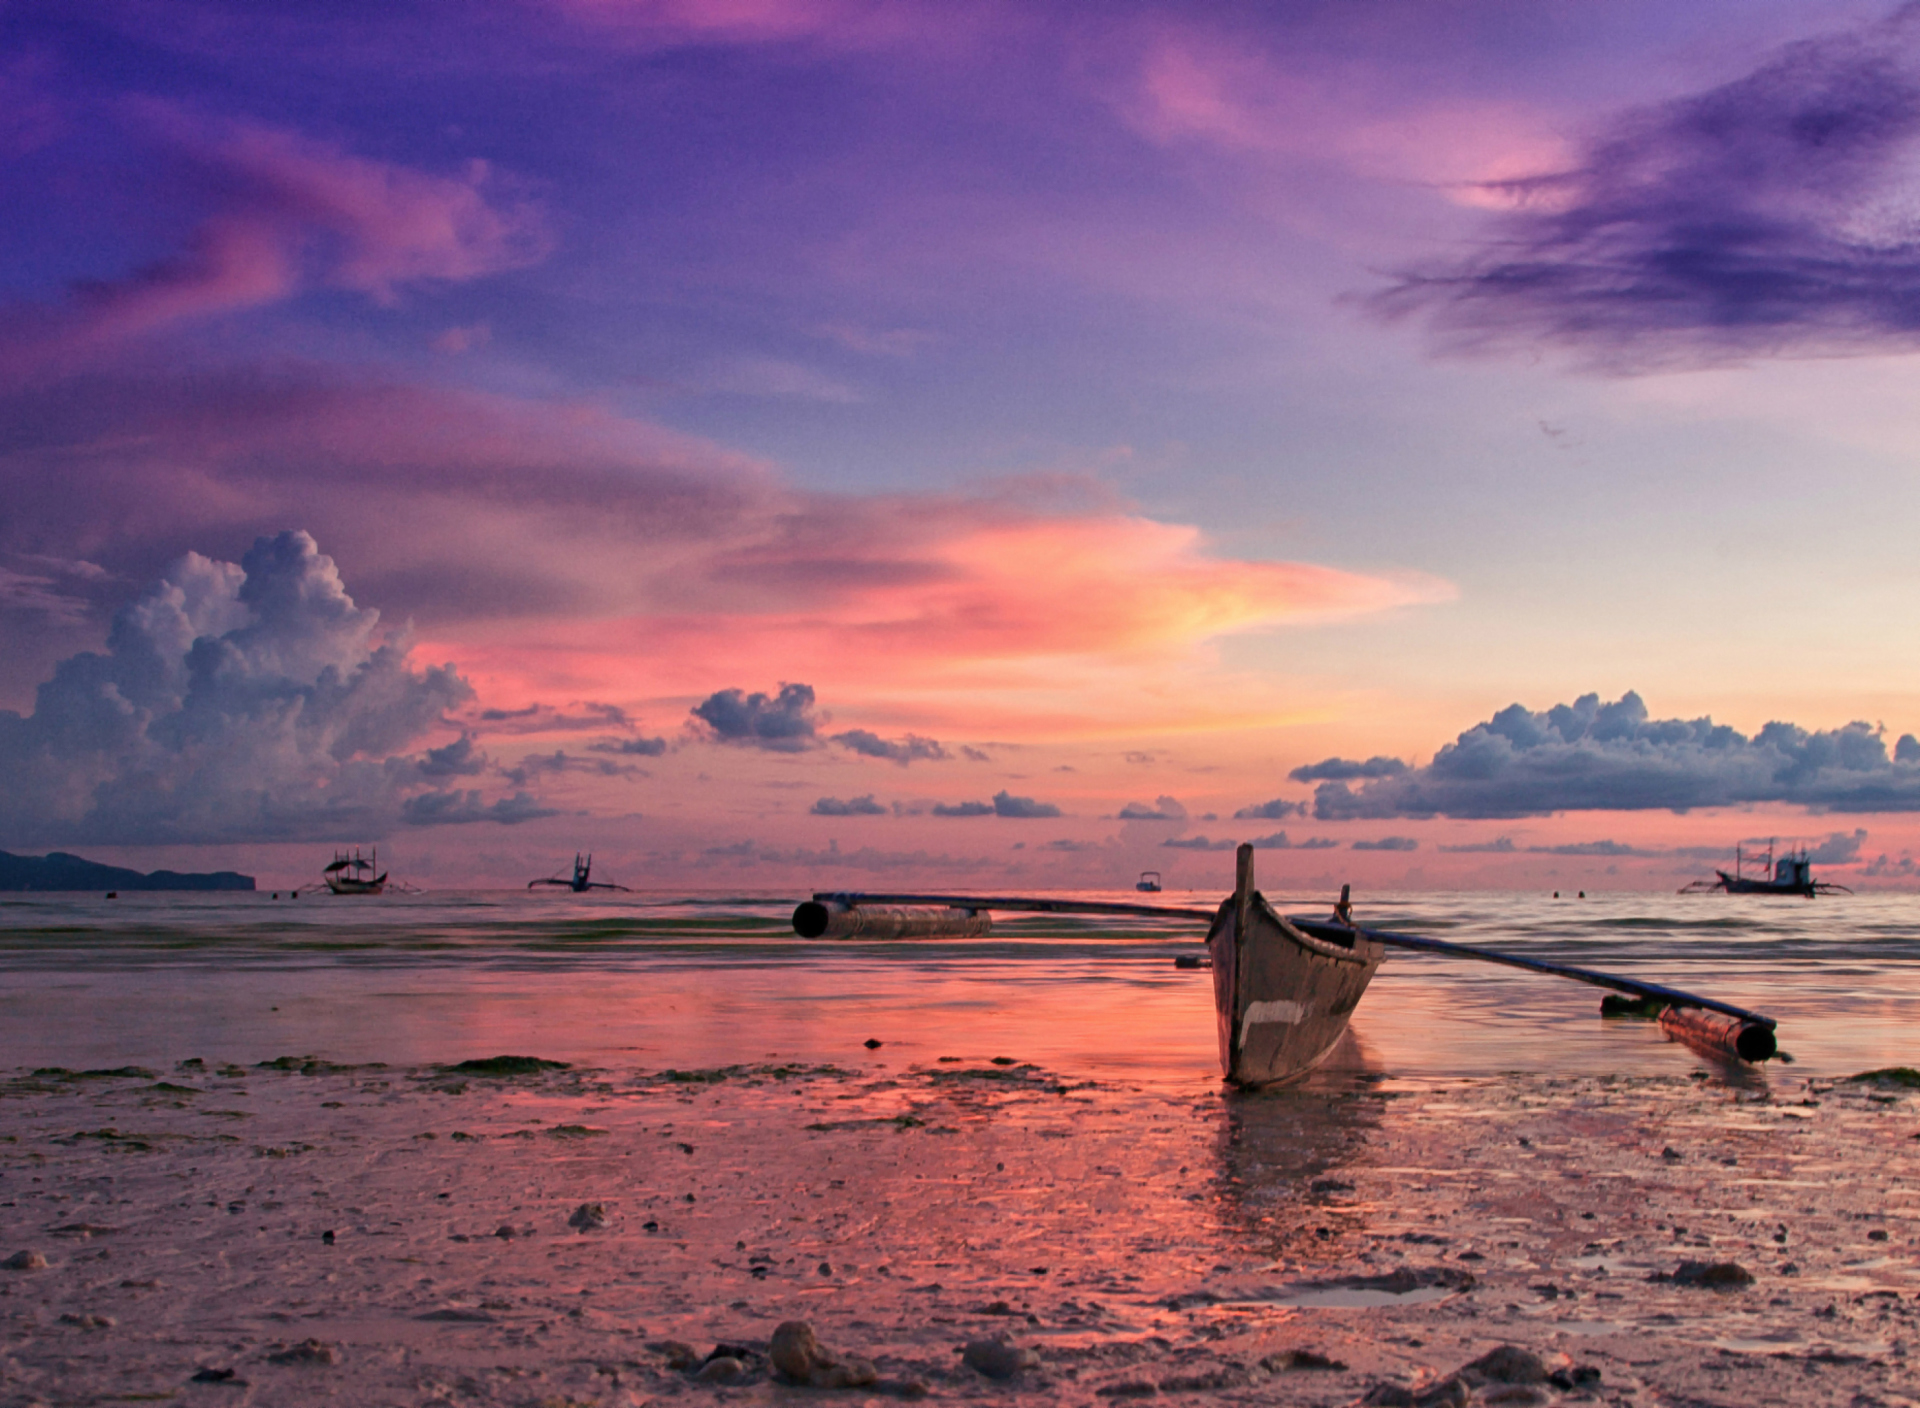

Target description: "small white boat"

left=1206, top=844, right=1382, bottom=1086
left=1135, top=870, right=1162, bottom=892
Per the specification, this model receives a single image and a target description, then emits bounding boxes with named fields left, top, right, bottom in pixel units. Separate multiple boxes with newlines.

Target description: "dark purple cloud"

left=1118, top=795, right=1186, bottom=820
left=992, top=790, right=1062, bottom=819
left=690, top=683, right=819, bottom=752
left=1160, top=830, right=1324, bottom=851
left=1289, top=756, right=1408, bottom=783
left=831, top=729, right=947, bottom=764
left=1312, top=690, right=1920, bottom=819
left=1375, top=7, right=1920, bottom=368
left=502, top=749, right=644, bottom=786
left=1350, top=835, right=1418, bottom=851
left=589, top=735, right=669, bottom=757
left=401, top=789, right=557, bottom=826
left=1233, top=797, right=1307, bottom=820
left=931, top=800, right=994, bottom=818
left=811, top=794, right=887, bottom=816
left=930, top=790, right=1063, bottom=819
left=417, top=734, right=488, bottom=778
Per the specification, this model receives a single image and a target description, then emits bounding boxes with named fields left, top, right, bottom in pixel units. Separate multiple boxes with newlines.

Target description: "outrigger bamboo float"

left=795, top=842, right=1779, bottom=1085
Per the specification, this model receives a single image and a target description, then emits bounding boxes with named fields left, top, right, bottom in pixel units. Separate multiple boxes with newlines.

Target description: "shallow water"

left=2, top=887, right=1913, bottom=1084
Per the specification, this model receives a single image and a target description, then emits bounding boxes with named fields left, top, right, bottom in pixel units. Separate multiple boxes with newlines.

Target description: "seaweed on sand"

left=446, top=1056, right=570, bottom=1077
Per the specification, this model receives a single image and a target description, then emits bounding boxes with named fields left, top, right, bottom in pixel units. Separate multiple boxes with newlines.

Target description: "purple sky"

left=7, top=0, right=1920, bottom=889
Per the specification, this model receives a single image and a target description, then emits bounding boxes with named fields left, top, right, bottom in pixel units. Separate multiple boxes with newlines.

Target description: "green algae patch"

left=257, top=1056, right=382, bottom=1075
left=1846, top=1067, right=1920, bottom=1087
left=448, top=1056, right=570, bottom=1077
left=547, top=1124, right=609, bottom=1138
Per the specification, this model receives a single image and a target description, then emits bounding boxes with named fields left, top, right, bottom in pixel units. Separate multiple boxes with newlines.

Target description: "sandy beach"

left=2, top=1050, right=1914, bottom=1407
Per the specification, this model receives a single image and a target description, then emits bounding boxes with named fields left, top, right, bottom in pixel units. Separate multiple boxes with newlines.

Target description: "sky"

left=7, top=0, right=1920, bottom=891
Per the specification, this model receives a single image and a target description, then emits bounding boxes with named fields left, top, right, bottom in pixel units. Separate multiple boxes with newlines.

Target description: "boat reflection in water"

left=1210, top=1030, right=1384, bottom=1260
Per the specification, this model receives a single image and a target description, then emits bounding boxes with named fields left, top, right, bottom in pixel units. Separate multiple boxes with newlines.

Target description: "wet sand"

left=1, top=1052, right=1915, bottom=1406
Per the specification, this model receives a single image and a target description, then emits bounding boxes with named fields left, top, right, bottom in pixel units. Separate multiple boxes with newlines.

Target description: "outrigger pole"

left=797, top=891, right=1779, bottom=1063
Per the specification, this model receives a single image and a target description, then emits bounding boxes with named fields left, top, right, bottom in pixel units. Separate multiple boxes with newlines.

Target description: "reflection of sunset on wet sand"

left=3, top=1048, right=1913, bottom=1405
left=4, top=889, right=1919, bottom=1401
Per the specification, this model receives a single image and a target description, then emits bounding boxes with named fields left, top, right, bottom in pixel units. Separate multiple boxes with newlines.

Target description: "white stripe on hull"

left=1239, top=998, right=1307, bottom=1047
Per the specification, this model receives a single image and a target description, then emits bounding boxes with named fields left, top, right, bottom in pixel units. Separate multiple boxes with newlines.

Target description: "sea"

left=1, top=888, right=1913, bottom=1086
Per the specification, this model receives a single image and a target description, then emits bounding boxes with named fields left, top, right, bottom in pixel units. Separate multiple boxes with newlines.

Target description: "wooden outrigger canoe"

left=1208, top=843, right=1382, bottom=1086
left=799, top=843, right=1780, bottom=1083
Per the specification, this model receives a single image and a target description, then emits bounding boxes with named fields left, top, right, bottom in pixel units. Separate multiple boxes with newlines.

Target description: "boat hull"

left=325, top=874, right=387, bottom=895
left=1207, top=857, right=1382, bottom=1086
left=1714, top=871, right=1814, bottom=898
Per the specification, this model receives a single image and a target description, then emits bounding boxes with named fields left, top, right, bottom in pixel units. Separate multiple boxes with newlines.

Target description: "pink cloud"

left=0, top=108, right=547, bottom=383
left=550, top=0, right=939, bottom=48
left=0, top=367, right=1450, bottom=735
left=1115, top=25, right=1572, bottom=196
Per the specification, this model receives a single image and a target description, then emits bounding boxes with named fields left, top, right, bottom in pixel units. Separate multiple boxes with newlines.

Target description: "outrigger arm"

left=801, top=889, right=1779, bottom=1063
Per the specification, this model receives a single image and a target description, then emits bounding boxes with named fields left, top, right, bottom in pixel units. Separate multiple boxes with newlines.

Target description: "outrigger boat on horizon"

left=320, top=848, right=386, bottom=895
left=1680, top=839, right=1852, bottom=898
left=794, top=844, right=1780, bottom=1085
left=528, top=853, right=630, bottom=893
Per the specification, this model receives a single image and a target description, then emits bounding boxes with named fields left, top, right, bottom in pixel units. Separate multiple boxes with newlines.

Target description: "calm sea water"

left=1, top=888, right=1913, bottom=1086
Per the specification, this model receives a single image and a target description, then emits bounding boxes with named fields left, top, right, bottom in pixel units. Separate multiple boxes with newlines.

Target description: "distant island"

left=0, top=851, right=255, bottom=892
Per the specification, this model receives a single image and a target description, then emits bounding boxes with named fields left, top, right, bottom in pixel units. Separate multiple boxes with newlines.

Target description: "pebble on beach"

left=962, top=1337, right=1040, bottom=1380
left=695, top=1355, right=748, bottom=1384
left=3, top=1250, right=48, bottom=1270
left=1667, top=1260, right=1755, bottom=1289
left=265, top=1338, right=338, bottom=1366
left=769, top=1319, right=878, bottom=1388
left=567, top=1201, right=609, bottom=1232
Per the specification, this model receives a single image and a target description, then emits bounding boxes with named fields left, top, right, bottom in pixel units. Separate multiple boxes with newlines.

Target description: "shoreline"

left=2, top=1056, right=1914, bottom=1405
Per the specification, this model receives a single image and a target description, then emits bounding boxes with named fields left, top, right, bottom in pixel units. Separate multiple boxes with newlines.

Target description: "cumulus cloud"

left=0, top=530, right=550, bottom=844
left=1809, top=827, right=1870, bottom=864
left=475, top=702, right=635, bottom=734
left=502, top=749, right=644, bottom=785
left=992, top=790, right=1062, bottom=819
left=1289, top=756, right=1408, bottom=783
left=690, top=683, right=819, bottom=752
left=1373, top=8, right=1920, bottom=369
left=931, top=799, right=995, bottom=817
left=811, top=794, right=887, bottom=816
left=1160, top=829, right=1325, bottom=851
left=589, top=735, right=669, bottom=757
left=696, top=837, right=1000, bottom=873
left=401, top=790, right=557, bottom=826
left=417, top=734, right=488, bottom=779
left=929, top=790, right=1062, bottom=819
left=1310, top=690, right=1920, bottom=820
left=831, top=729, right=947, bottom=764
left=1161, top=834, right=1237, bottom=851
left=1530, top=840, right=1648, bottom=858
left=1234, top=797, right=1307, bottom=819
left=1118, top=795, right=1186, bottom=821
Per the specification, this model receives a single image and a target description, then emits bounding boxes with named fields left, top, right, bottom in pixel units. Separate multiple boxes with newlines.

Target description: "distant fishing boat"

left=1135, top=870, right=1162, bottom=892
left=321, top=848, right=386, bottom=895
left=528, top=853, right=630, bottom=893
left=1680, top=840, right=1852, bottom=898
left=1207, top=845, right=1383, bottom=1086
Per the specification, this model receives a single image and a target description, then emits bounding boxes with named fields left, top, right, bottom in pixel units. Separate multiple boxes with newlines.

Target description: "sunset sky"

left=8, top=0, right=1920, bottom=891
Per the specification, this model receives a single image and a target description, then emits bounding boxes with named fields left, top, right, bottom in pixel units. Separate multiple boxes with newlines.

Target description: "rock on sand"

left=962, top=1337, right=1040, bottom=1380
left=769, top=1320, right=878, bottom=1388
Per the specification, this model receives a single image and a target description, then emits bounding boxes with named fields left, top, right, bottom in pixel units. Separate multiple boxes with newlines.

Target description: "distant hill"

left=0, top=851, right=255, bottom=892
